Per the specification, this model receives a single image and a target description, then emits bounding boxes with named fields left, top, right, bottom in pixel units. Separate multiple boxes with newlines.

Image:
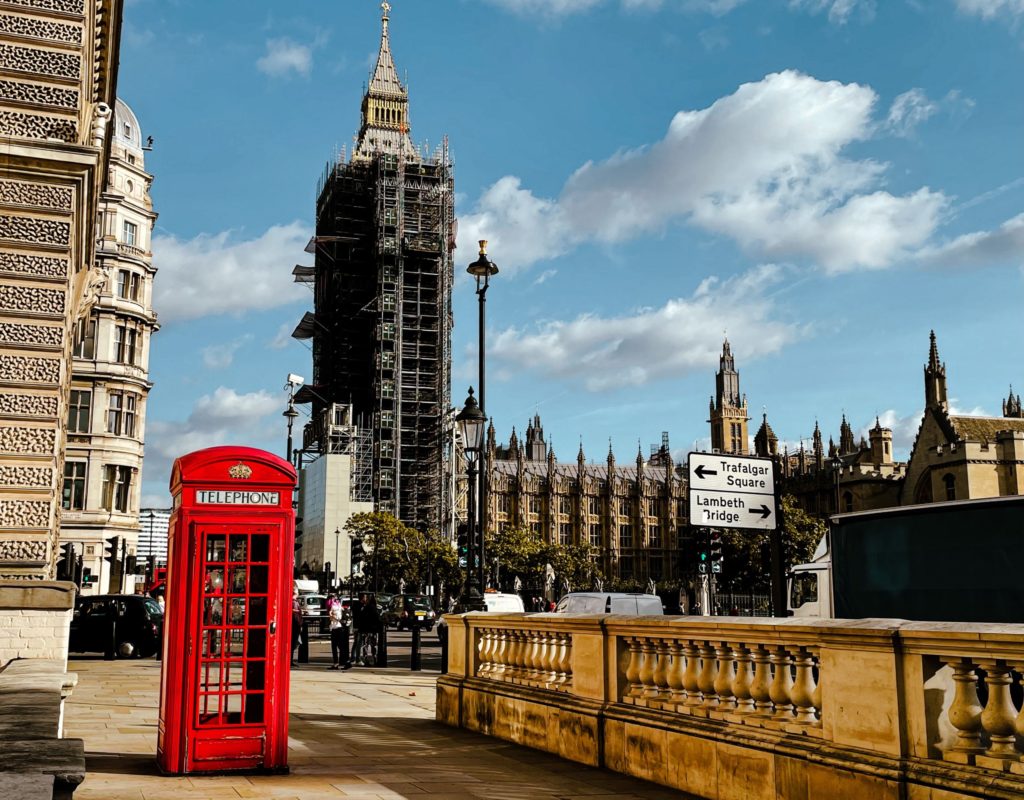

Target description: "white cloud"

left=268, top=322, right=296, bottom=350
left=143, top=387, right=282, bottom=489
left=201, top=335, right=252, bottom=369
left=532, top=269, right=557, bottom=286
left=789, top=0, right=876, bottom=23
left=918, top=213, right=1024, bottom=268
left=257, top=38, right=313, bottom=78
left=490, top=264, right=803, bottom=391
left=886, top=89, right=974, bottom=138
left=459, top=71, right=947, bottom=275
left=483, top=0, right=602, bottom=16
left=956, top=0, right=1024, bottom=21
left=152, top=222, right=310, bottom=322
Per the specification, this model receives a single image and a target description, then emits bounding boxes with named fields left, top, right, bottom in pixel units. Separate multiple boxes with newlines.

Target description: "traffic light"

left=456, top=524, right=468, bottom=566
left=104, top=536, right=120, bottom=564
left=710, top=530, right=723, bottom=572
left=125, top=554, right=137, bottom=575
left=58, top=542, right=75, bottom=580
left=82, top=567, right=96, bottom=585
left=350, top=537, right=365, bottom=565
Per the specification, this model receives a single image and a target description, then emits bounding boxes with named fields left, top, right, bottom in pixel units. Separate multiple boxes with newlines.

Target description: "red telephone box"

left=157, top=446, right=296, bottom=775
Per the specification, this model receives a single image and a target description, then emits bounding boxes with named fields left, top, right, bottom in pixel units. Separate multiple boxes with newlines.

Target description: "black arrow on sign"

left=749, top=505, right=772, bottom=520
left=695, top=464, right=718, bottom=480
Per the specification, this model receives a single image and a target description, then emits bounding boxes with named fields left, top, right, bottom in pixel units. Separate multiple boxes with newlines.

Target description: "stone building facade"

left=0, top=0, right=123, bottom=582
left=485, top=417, right=689, bottom=584
left=60, top=98, right=158, bottom=593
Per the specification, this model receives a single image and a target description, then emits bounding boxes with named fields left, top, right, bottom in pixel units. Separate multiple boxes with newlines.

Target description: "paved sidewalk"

left=64, top=658, right=689, bottom=799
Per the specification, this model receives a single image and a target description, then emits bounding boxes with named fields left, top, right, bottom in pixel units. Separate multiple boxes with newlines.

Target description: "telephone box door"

left=187, top=522, right=281, bottom=770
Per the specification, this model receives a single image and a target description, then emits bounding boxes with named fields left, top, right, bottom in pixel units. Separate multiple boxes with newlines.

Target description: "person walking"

left=291, top=589, right=302, bottom=667
left=343, top=593, right=380, bottom=669
left=328, top=594, right=346, bottom=670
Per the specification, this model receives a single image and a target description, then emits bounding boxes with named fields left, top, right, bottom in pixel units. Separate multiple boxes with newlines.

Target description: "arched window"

left=842, top=491, right=854, bottom=513
left=943, top=473, right=956, bottom=502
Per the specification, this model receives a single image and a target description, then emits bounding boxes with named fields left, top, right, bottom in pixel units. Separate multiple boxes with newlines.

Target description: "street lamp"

left=334, top=527, right=341, bottom=589
left=456, top=387, right=487, bottom=610
left=467, top=241, right=498, bottom=590
left=284, top=374, right=304, bottom=468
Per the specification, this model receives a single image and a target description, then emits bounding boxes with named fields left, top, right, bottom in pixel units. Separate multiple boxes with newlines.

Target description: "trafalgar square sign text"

left=687, top=452, right=777, bottom=531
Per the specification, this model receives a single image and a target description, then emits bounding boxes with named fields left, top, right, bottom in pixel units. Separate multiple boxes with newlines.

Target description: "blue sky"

left=120, top=0, right=1024, bottom=508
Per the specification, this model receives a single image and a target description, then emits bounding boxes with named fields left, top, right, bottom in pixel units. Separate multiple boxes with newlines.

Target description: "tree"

left=716, top=494, right=825, bottom=594
left=344, top=511, right=425, bottom=593
left=543, top=543, right=599, bottom=591
left=486, top=524, right=545, bottom=589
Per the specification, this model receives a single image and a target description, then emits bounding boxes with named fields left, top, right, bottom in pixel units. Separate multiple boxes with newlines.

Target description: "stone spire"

left=754, top=413, right=778, bottom=458
left=839, top=414, right=856, bottom=455
left=355, top=1, right=416, bottom=159
left=1003, top=386, right=1023, bottom=418
left=812, top=420, right=823, bottom=468
left=924, top=330, right=949, bottom=412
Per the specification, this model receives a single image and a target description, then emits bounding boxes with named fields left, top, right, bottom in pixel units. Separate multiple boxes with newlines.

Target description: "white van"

left=437, top=592, right=525, bottom=641
left=554, top=592, right=663, bottom=615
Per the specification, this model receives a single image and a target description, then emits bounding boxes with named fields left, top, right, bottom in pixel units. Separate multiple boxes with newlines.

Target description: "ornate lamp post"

left=467, top=241, right=498, bottom=590
left=456, top=388, right=487, bottom=610
left=283, top=373, right=304, bottom=468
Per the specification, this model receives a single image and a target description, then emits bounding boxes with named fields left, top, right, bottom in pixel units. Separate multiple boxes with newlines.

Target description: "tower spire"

left=355, top=1, right=415, bottom=159
left=924, top=330, right=948, bottom=412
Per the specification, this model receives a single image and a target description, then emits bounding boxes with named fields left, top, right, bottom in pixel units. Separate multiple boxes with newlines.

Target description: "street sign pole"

left=769, top=463, right=787, bottom=617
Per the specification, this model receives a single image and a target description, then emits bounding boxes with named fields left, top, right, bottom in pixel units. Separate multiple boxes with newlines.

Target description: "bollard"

left=377, top=626, right=388, bottom=668
left=411, top=626, right=421, bottom=671
left=339, top=626, right=350, bottom=665
left=298, top=618, right=310, bottom=664
left=105, top=617, right=117, bottom=660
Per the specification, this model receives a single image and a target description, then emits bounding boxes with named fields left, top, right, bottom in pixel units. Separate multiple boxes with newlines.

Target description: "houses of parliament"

left=483, top=332, right=1024, bottom=584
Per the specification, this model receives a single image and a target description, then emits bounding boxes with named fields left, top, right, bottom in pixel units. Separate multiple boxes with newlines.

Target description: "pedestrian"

left=291, top=589, right=302, bottom=667
left=343, top=593, right=380, bottom=669
left=328, top=594, right=346, bottom=670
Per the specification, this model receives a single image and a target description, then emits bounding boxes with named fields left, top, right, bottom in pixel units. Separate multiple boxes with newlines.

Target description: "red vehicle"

left=146, top=567, right=167, bottom=595
left=157, top=446, right=295, bottom=775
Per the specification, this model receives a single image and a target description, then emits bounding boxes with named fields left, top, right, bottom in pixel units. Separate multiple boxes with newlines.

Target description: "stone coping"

left=0, top=581, right=76, bottom=611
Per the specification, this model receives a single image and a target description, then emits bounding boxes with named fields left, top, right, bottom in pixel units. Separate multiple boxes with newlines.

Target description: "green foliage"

left=716, top=494, right=825, bottom=593
left=541, top=542, right=599, bottom=590
left=486, top=524, right=545, bottom=586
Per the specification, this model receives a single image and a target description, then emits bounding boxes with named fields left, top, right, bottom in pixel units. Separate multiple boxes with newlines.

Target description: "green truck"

left=787, top=495, right=1024, bottom=622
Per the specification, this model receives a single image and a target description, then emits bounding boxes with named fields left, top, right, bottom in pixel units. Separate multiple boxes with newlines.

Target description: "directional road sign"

left=688, top=452, right=777, bottom=531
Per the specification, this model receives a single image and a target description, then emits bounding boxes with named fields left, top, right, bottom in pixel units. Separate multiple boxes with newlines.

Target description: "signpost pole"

left=769, top=465, right=787, bottom=617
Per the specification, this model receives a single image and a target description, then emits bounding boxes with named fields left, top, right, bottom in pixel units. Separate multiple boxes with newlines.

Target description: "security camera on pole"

left=687, top=451, right=784, bottom=615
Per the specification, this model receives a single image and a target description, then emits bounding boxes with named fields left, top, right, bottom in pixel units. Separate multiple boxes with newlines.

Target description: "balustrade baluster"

left=978, top=660, right=1020, bottom=765
left=731, top=645, right=755, bottom=714
left=790, top=647, right=818, bottom=725
left=624, top=637, right=643, bottom=699
left=649, top=639, right=670, bottom=701
left=479, top=629, right=494, bottom=676
left=555, top=634, right=572, bottom=689
left=638, top=639, right=657, bottom=700
left=769, top=647, right=795, bottom=720
left=682, top=641, right=703, bottom=707
left=943, top=658, right=985, bottom=762
left=542, top=632, right=559, bottom=688
left=528, top=631, right=545, bottom=683
left=492, top=630, right=509, bottom=678
left=698, top=643, right=719, bottom=708
left=666, top=640, right=686, bottom=705
left=714, top=643, right=736, bottom=710
left=506, top=631, right=522, bottom=681
left=750, top=645, right=774, bottom=717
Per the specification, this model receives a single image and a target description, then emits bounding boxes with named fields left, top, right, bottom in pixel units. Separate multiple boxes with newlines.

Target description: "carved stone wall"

left=1, top=0, right=121, bottom=582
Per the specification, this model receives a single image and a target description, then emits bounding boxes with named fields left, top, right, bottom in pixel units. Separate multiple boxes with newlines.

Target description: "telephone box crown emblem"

left=228, top=462, right=253, bottom=480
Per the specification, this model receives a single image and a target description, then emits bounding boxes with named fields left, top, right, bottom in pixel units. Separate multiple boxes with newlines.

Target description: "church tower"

left=709, top=338, right=750, bottom=454
left=295, top=2, right=455, bottom=534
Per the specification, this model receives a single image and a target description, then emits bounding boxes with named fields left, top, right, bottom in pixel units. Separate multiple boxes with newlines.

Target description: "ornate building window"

left=943, top=473, right=956, bottom=501
left=648, top=524, right=660, bottom=548
left=559, top=522, right=572, bottom=545
left=116, top=269, right=141, bottom=301
left=62, top=462, right=87, bottom=510
left=67, top=389, right=91, bottom=434
left=122, top=219, right=138, bottom=246
left=496, top=494, right=510, bottom=515
left=589, top=524, right=601, bottom=547
left=528, top=494, right=541, bottom=515
left=559, top=496, right=572, bottom=515
left=588, top=496, right=600, bottom=516
left=619, top=524, right=633, bottom=549
left=101, top=465, right=132, bottom=513
left=113, top=323, right=139, bottom=364
left=107, top=392, right=137, bottom=437
left=73, top=315, right=96, bottom=360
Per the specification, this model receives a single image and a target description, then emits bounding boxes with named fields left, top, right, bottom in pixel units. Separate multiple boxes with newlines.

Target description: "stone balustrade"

left=438, top=614, right=1024, bottom=800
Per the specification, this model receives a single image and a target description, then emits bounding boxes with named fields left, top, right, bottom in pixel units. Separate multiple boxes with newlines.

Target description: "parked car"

left=298, top=594, right=326, bottom=617
left=437, top=592, right=526, bottom=641
left=70, top=594, right=163, bottom=658
left=383, top=594, right=436, bottom=631
left=554, top=592, right=663, bottom=615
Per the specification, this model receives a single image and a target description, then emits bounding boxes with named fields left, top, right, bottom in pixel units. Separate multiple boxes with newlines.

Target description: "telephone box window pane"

left=229, top=566, right=247, bottom=593
left=229, top=535, right=247, bottom=562
left=199, top=661, right=222, bottom=692
left=227, top=629, right=245, bottom=656
left=199, top=693, right=220, bottom=725
left=248, top=629, right=266, bottom=658
left=226, top=661, right=244, bottom=690
left=229, top=598, right=246, bottom=625
left=205, top=568, right=224, bottom=595
left=244, top=695, right=265, bottom=724
left=249, top=597, right=267, bottom=625
left=206, top=535, right=225, bottom=562
left=202, top=630, right=222, bottom=658
left=204, top=597, right=224, bottom=626
left=249, top=565, right=268, bottom=593
left=225, top=694, right=242, bottom=724
left=250, top=535, right=269, bottom=562
left=246, top=661, right=266, bottom=691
